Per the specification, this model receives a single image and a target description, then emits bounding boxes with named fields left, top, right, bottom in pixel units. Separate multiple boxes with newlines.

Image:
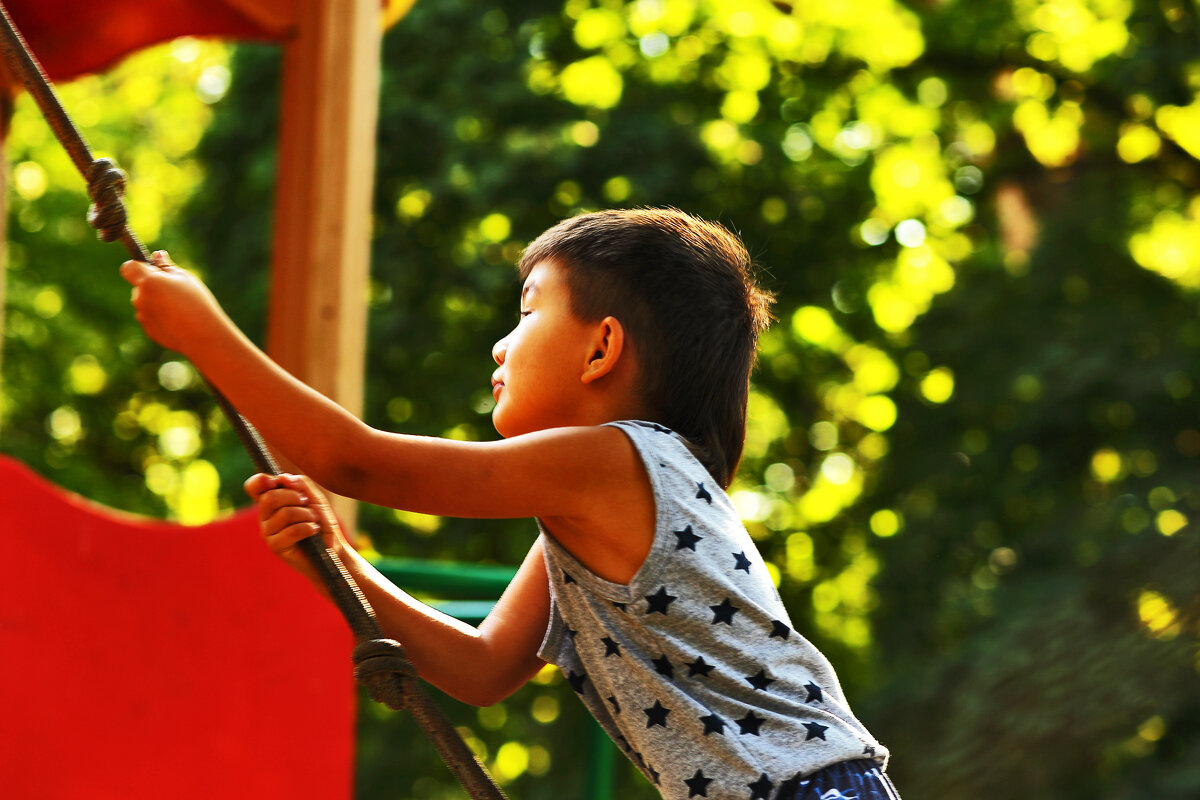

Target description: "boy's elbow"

left=319, top=458, right=371, bottom=499
left=444, top=661, right=529, bottom=707
left=456, top=680, right=518, bottom=708
left=309, top=423, right=375, bottom=495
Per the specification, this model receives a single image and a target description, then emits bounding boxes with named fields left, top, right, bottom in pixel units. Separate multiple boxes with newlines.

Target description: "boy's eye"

left=518, top=310, right=531, bottom=319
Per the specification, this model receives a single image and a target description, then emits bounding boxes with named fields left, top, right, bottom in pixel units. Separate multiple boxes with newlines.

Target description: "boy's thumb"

left=119, top=259, right=155, bottom=285
left=150, top=250, right=175, bottom=268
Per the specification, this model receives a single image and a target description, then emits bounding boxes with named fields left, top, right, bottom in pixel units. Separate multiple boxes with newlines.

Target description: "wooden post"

left=267, top=0, right=381, bottom=534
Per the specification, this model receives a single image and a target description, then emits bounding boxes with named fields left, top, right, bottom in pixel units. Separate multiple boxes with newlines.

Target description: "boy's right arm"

left=248, top=473, right=551, bottom=707
left=122, top=255, right=655, bottom=580
left=119, top=256, right=622, bottom=516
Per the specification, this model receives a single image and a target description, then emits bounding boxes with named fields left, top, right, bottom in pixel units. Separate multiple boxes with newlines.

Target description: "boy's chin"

left=491, top=409, right=517, bottom=439
left=492, top=410, right=548, bottom=439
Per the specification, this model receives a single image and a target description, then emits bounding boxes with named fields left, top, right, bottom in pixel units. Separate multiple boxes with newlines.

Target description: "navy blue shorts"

left=774, top=759, right=901, bottom=800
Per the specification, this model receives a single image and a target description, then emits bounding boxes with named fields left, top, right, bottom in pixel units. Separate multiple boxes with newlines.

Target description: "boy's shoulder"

left=603, top=420, right=724, bottom=503
left=608, top=421, right=719, bottom=482
left=521, top=422, right=660, bottom=584
left=602, top=420, right=694, bottom=464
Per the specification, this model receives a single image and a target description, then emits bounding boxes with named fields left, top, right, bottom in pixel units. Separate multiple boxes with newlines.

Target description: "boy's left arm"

left=249, top=472, right=552, bottom=707
left=337, top=527, right=554, bottom=706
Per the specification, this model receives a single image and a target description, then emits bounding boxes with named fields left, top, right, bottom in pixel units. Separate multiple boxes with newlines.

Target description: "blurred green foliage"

left=2, top=38, right=236, bottom=520
left=4, top=0, right=1200, bottom=798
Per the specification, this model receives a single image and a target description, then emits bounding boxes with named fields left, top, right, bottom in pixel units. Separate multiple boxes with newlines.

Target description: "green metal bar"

left=424, top=600, right=498, bottom=623
left=371, top=557, right=517, bottom=596
left=370, top=557, right=516, bottom=622
left=586, top=719, right=617, bottom=800
left=370, top=555, right=619, bottom=799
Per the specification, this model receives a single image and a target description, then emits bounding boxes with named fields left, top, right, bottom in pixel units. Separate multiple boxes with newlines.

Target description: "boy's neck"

left=592, top=400, right=657, bottom=427
left=583, top=361, right=656, bottom=427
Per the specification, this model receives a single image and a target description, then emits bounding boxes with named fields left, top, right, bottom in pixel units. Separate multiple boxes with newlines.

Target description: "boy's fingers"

left=280, top=474, right=322, bottom=508
left=246, top=473, right=332, bottom=549
left=256, top=487, right=311, bottom=522
left=120, top=253, right=182, bottom=289
left=243, top=472, right=279, bottom=499
left=280, top=473, right=311, bottom=492
left=263, top=520, right=320, bottom=553
left=265, top=504, right=318, bottom=532
left=288, top=475, right=340, bottom=529
left=119, top=259, right=154, bottom=285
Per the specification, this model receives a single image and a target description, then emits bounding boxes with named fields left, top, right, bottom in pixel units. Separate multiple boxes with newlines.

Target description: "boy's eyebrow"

left=521, top=281, right=537, bottom=303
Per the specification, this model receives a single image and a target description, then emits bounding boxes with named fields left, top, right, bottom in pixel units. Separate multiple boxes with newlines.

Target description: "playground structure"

left=0, top=0, right=401, bottom=531
left=0, top=454, right=356, bottom=796
left=0, top=1, right=616, bottom=796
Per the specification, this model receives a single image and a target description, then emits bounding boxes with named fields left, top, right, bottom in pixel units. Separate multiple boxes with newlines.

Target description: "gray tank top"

left=537, top=421, right=888, bottom=799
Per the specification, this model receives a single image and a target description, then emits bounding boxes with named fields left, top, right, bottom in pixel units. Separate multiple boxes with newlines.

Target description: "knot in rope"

left=85, top=158, right=129, bottom=243
left=352, top=637, right=417, bottom=711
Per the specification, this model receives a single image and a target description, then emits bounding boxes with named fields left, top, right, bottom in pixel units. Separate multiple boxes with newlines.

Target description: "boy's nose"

left=492, top=337, right=508, bottom=365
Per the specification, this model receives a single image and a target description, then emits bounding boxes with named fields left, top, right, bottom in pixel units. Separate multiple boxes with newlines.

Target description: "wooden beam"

left=266, top=0, right=381, bottom=533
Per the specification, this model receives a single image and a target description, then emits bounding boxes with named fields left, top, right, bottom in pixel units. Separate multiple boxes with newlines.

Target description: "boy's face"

left=491, top=260, right=598, bottom=437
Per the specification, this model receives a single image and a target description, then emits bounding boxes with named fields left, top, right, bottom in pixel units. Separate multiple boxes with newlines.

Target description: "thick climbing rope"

left=0, top=5, right=505, bottom=798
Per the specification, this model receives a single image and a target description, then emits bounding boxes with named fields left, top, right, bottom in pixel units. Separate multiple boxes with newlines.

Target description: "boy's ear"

left=581, top=316, right=625, bottom=384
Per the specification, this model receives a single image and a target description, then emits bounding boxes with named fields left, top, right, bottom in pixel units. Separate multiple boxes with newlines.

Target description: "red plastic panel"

left=0, top=455, right=354, bottom=799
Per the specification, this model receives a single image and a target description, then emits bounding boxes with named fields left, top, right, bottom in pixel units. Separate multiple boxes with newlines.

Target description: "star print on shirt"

left=612, top=601, right=627, bottom=612
left=803, top=721, right=829, bottom=741
left=653, top=654, right=674, bottom=680
left=647, top=764, right=661, bottom=785
left=732, top=551, right=752, bottom=573
left=698, top=712, right=726, bottom=736
left=747, top=773, right=775, bottom=800
left=735, top=710, right=765, bottom=735
left=601, top=637, right=622, bottom=657
left=686, top=655, right=715, bottom=678
left=674, top=525, right=703, bottom=551
left=567, top=670, right=588, bottom=695
left=607, top=695, right=621, bottom=714
left=864, top=745, right=877, bottom=757
left=709, top=597, right=740, bottom=625
left=562, top=569, right=576, bottom=584
left=696, top=482, right=713, bottom=504
left=643, top=700, right=671, bottom=728
left=804, top=682, right=824, bottom=703
left=645, top=586, right=677, bottom=614
left=768, top=620, right=791, bottom=640
left=745, top=669, right=775, bottom=691
left=684, top=769, right=712, bottom=797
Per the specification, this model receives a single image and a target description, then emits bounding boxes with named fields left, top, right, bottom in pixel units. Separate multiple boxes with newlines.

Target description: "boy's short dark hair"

left=520, top=208, right=773, bottom=488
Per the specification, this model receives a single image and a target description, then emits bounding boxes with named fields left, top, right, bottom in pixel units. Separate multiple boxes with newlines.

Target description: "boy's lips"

left=491, top=378, right=504, bottom=400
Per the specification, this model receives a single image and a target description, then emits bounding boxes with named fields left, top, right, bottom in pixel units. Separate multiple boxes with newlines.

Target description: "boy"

left=121, top=208, right=899, bottom=799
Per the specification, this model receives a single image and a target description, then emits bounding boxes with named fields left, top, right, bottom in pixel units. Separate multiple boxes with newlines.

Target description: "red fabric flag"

left=0, top=455, right=354, bottom=799
left=3, top=0, right=272, bottom=81
left=2, top=0, right=409, bottom=82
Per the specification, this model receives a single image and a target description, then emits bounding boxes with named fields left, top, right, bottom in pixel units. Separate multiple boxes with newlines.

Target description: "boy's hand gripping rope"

left=0, top=5, right=506, bottom=798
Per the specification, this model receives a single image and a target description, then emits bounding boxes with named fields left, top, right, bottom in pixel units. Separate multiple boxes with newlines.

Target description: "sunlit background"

left=2, top=0, right=1198, bottom=797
